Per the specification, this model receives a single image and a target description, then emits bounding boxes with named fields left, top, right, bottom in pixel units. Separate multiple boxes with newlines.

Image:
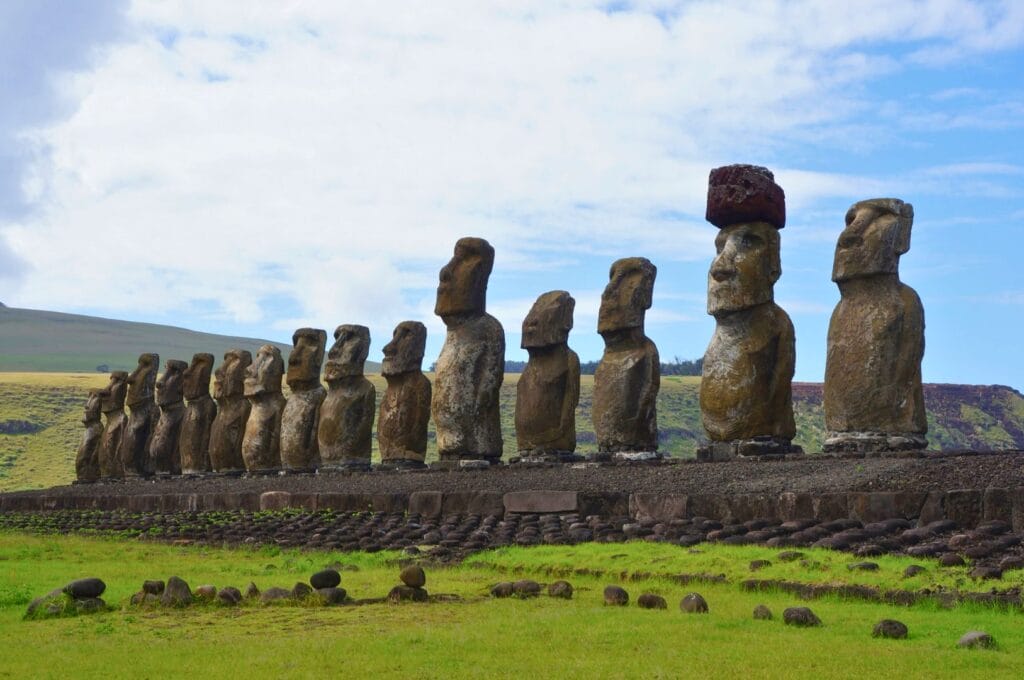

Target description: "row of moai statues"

left=75, top=163, right=926, bottom=480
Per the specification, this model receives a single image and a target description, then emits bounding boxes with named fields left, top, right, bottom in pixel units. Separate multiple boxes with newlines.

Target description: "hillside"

left=0, top=305, right=380, bottom=373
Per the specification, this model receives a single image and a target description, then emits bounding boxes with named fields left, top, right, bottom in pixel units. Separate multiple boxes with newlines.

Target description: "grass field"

left=1, top=532, right=1021, bottom=678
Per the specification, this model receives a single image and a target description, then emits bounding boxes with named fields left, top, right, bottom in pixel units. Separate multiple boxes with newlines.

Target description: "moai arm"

left=639, top=340, right=660, bottom=436
left=476, top=323, right=505, bottom=415
left=768, top=310, right=797, bottom=439
left=359, top=381, right=377, bottom=453
left=562, top=350, right=581, bottom=444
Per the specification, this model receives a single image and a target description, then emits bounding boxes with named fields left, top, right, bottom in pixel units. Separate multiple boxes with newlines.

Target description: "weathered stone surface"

left=680, top=592, right=709, bottom=613
left=26, top=588, right=68, bottom=617
left=824, top=198, right=926, bottom=453
left=432, top=237, right=505, bottom=462
left=630, top=494, right=688, bottom=522
left=217, top=586, right=242, bottom=606
left=64, top=578, right=106, bottom=599
left=491, top=582, right=514, bottom=598
left=388, top=585, right=429, bottom=602
left=872, top=619, right=908, bottom=639
left=409, top=491, right=443, bottom=518
left=637, top=593, right=668, bottom=609
left=957, top=631, right=996, bottom=649
left=281, top=328, right=327, bottom=472
left=516, top=291, right=580, bottom=456
left=706, top=164, right=785, bottom=230
left=97, top=371, right=128, bottom=479
left=161, top=576, right=192, bottom=607
left=378, top=321, right=431, bottom=466
left=311, top=569, right=341, bottom=589
left=261, top=587, right=293, bottom=604
left=548, top=580, right=573, bottom=599
left=603, top=585, right=629, bottom=606
left=149, top=359, right=188, bottom=475
left=194, top=585, right=217, bottom=601
left=122, top=353, right=159, bottom=476
left=513, top=580, right=541, bottom=598
left=903, top=565, right=926, bottom=578
left=400, top=566, right=426, bottom=588
left=753, top=604, right=773, bottom=620
left=503, top=491, right=578, bottom=514
left=75, top=389, right=103, bottom=482
left=209, top=349, right=252, bottom=473
left=593, top=258, right=659, bottom=453
left=292, top=582, right=313, bottom=599
left=783, top=606, right=822, bottom=627
left=242, top=345, right=286, bottom=473
left=319, top=325, right=375, bottom=470
left=143, top=580, right=165, bottom=595
left=316, top=587, right=347, bottom=605
left=179, top=353, right=216, bottom=475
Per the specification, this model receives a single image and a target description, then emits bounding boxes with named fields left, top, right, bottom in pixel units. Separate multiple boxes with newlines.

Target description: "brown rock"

left=194, top=585, right=217, bottom=601
left=400, top=565, right=426, bottom=588
left=149, top=359, right=187, bottom=475
left=491, top=582, right=514, bottom=598
left=209, top=349, right=252, bottom=473
left=75, top=389, right=103, bottom=483
left=281, top=328, right=327, bottom=472
left=432, top=237, right=505, bottom=463
left=753, top=604, right=773, bottom=620
left=637, top=593, right=667, bottom=609
left=706, top=164, right=785, bottom=230
left=179, top=353, right=216, bottom=475
left=516, top=291, right=580, bottom=457
left=824, top=198, right=926, bottom=453
left=388, top=585, right=429, bottom=602
left=680, top=592, right=709, bottom=613
left=512, top=579, right=542, bottom=598
left=872, top=619, right=908, bottom=639
left=783, top=606, right=822, bottom=627
left=378, top=321, right=431, bottom=466
left=547, top=580, right=573, bottom=599
left=593, top=258, right=659, bottom=453
left=318, top=325, right=375, bottom=470
left=97, top=371, right=129, bottom=479
left=603, top=585, right=629, bottom=606
left=122, top=353, right=159, bottom=476
left=242, top=345, right=286, bottom=473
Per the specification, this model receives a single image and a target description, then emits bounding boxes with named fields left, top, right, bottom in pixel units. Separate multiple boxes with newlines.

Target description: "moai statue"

left=122, top=352, right=159, bottom=476
left=97, top=371, right=129, bottom=479
left=824, top=198, right=926, bottom=452
left=209, top=349, right=252, bottom=474
left=74, top=389, right=103, bottom=483
left=318, top=325, right=375, bottom=471
left=378, top=321, right=431, bottom=468
left=431, top=237, right=505, bottom=465
left=149, top=359, right=188, bottom=476
left=515, top=291, right=580, bottom=461
left=242, top=344, right=286, bottom=474
left=699, top=164, right=799, bottom=459
left=281, top=328, right=327, bottom=472
left=179, top=353, right=217, bottom=475
left=593, top=259, right=660, bottom=459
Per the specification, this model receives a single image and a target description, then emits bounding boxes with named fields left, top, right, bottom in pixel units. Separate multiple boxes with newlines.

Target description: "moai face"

left=155, top=360, right=187, bottom=407
left=213, top=349, right=252, bottom=399
left=126, top=353, right=159, bottom=405
left=707, top=222, right=781, bottom=315
left=183, top=353, right=214, bottom=401
left=832, top=198, right=913, bottom=283
left=434, top=237, right=495, bottom=319
left=243, top=345, right=284, bottom=397
left=286, top=328, right=327, bottom=389
left=597, top=258, right=656, bottom=335
left=381, top=321, right=426, bottom=376
left=99, top=371, right=129, bottom=413
left=324, top=325, right=370, bottom=381
left=83, top=389, right=102, bottom=422
left=522, top=290, right=575, bottom=349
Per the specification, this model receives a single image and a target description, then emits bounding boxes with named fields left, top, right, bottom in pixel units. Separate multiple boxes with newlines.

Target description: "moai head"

left=155, top=359, right=188, bottom=407
left=434, top=237, right=495, bottom=320
left=324, top=325, right=370, bottom=381
left=381, top=321, right=426, bottom=376
left=832, top=198, right=914, bottom=283
left=286, top=327, right=327, bottom=389
left=213, top=349, right=252, bottom=399
left=706, top=164, right=785, bottom=316
left=243, top=344, right=284, bottom=398
left=126, top=353, right=159, bottom=405
left=597, top=258, right=656, bottom=335
left=183, top=353, right=215, bottom=401
left=99, top=371, right=129, bottom=413
left=83, top=389, right=103, bottom=422
left=522, top=290, right=575, bottom=349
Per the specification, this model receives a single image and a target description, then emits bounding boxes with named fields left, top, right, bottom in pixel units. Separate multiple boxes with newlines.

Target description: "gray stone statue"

left=593, top=258, right=660, bottom=458
left=241, top=344, right=286, bottom=474
left=75, top=389, right=103, bottom=483
left=281, top=328, right=327, bottom=473
left=378, top=321, right=431, bottom=468
left=824, top=198, right=926, bottom=452
left=699, top=164, right=799, bottom=459
left=149, top=359, right=187, bottom=476
left=179, top=352, right=217, bottom=475
left=431, top=237, right=505, bottom=465
left=122, top=353, right=159, bottom=476
left=209, top=349, right=252, bottom=474
left=515, top=290, right=580, bottom=461
left=97, top=371, right=128, bottom=479
left=318, top=325, right=375, bottom=471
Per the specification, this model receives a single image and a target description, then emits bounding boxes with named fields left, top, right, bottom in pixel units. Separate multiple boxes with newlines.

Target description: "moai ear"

left=768, top=230, right=782, bottom=285
left=894, top=202, right=913, bottom=256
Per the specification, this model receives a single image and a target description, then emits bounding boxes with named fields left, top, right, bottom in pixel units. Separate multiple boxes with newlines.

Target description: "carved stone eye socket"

left=740, top=233, right=762, bottom=249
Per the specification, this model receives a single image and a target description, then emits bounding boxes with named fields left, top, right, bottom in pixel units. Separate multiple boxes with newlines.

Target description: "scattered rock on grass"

left=261, top=587, right=293, bottom=604
left=637, top=594, right=667, bottom=610
left=400, top=566, right=426, bottom=588
left=872, top=619, right=908, bottom=639
left=292, top=582, right=313, bottom=599
left=387, top=585, right=428, bottom=602
left=958, top=631, right=996, bottom=649
left=143, top=580, right=165, bottom=595
left=547, top=581, right=573, bottom=599
left=217, top=587, right=242, bottom=606
left=969, top=566, right=1002, bottom=580
left=783, top=607, right=821, bottom=627
left=679, top=593, right=708, bottom=614
left=245, top=582, right=260, bottom=599
left=64, top=578, right=105, bottom=599
left=161, top=576, right=193, bottom=607
left=938, top=554, right=965, bottom=567
left=310, top=569, right=341, bottom=589
left=902, top=565, right=926, bottom=578
left=316, top=587, right=347, bottom=605
left=753, top=604, right=773, bottom=620
left=749, top=560, right=771, bottom=571
left=491, top=582, right=514, bottom=598
left=847, top=562, right=879, bottom=572
left=604, top=585, right=629, bottom=606
left=194, top=585, right=217, bottom=601
left=777, top=551, right=804, bottom=562
left=513, top=580, right=541, bottom=598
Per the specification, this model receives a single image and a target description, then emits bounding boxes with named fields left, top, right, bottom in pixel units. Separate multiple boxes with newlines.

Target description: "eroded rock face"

left=378, top=321, right=431, bottom=467
left=516, top=291, right=580, bottom=458
left=824, top=198, right=926, bottom=453
left=432, top=237, right=505, bottom=463
left=209, top=349, right=252, bottom=473
left=242, top=345, right=286, bottom=473
left=122, top=353, right=159, bottom=476
left=97, top=371, right=128, bottom=479
left=75, top=389, right=103, bottom=483
left=700, top=165, right=798, bottom=458
left=149, top=359, right=188, bottom=475
left=281, top=328, right=327, bottom=472
left=318, top=325, right=375, bottom=470
left=179, top=353, right=216, bottom=475
left=593, top=258, right=659, bottom=454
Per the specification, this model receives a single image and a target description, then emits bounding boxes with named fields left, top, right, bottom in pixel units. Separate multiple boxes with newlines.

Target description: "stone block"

left=778, top=492, right=814, bottom=521
left=1011, top=488, right=1024, bottom=533
left=316, top=493, right=372, bottom=512
left=689, top=494, right=731, bottom=522
left=408, top=491, right=443, bottom=518
left=894, top=491, right=927, bottom=519
left=371, top=493, right=408, bottom=514
left=127, top=495, right=162, bottom=513
left=983, top=488, right=1012, bottom=525
left=629, top=493, right=688, bottom=522
left=2, top=495, right=40, bottom=512
left=504, top=491, right=578, bottom=514
left=259, top=491, right=293, bottom=511
left=442, top=491, right=503, bottom=516
left=917, top=491, right=945, bottom=526
left=945, top=489, right=982, bottom=528
left=161, top=494, right=198, bottom=513
left=97, top=495, right=126, bottom=511
left=850, top=492, right=897, bottom=523
left=812, top=493, right=848, bottom=521
left=289, top=493, right=318, bottom=511
left=578, top=492, right=629, bottom=517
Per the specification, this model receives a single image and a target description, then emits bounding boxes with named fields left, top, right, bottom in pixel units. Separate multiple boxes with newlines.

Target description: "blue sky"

left=1, top=1, right=1022, bottom=389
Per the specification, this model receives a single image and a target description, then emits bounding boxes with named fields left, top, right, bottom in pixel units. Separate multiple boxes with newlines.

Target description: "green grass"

left=1, top=533, right=1022, bottom=678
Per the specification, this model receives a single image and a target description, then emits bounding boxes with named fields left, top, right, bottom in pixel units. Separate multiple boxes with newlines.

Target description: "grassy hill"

left=1, top=372, right=1022, bottom=491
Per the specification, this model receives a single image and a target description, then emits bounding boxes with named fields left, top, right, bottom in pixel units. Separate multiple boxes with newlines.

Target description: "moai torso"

left=179, top=353, right=217, bottom=474
left=97, top=372, right=129, bottom=479
left=149, top=359, right=187, bottom=475
left=319, top=325, right=375, bottom=469
left=280, top=328, right=327, bottom=472
left=242, top=345, right=286, bottom=473
left=209, top=350, right=251, bottom=473
left=75, top=389, right=103, bottom=483
left=378, top=321, right=431, bottom=466
left=122, top=353, right=159, bottom=475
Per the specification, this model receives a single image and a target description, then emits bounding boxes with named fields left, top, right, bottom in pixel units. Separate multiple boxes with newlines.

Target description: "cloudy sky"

left=1, top=0, right=1022, bottom=387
